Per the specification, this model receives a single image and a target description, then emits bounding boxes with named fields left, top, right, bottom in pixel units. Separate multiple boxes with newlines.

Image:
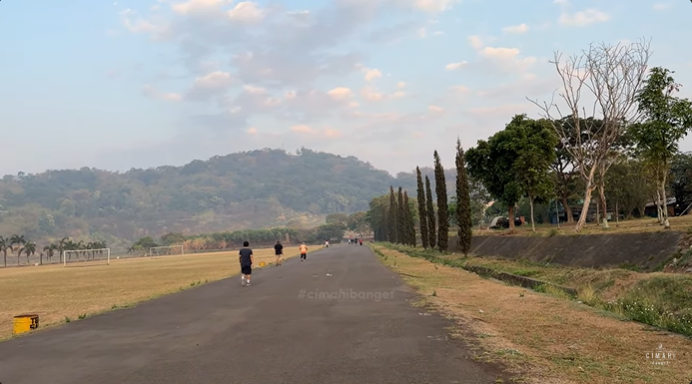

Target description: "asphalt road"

left=0, top=244, right=510, bottom=384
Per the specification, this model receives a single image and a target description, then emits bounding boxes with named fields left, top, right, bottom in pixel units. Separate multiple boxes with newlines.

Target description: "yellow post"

left=13, top=314, right=39, bottom=335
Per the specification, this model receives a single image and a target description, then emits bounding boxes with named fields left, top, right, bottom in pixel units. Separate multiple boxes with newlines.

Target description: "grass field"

left=373, top=244, right=692, bottom=384
left=472, top=215, right=692, bottom=237
left=0, top=247, right=310, bottom=340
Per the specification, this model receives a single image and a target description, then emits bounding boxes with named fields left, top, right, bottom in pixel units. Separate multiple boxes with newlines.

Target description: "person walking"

left=239, top=241, right=253, bottom=286
left=274, top=240, right=284, bottom=266
left=299, top=242, right=308, bottom=261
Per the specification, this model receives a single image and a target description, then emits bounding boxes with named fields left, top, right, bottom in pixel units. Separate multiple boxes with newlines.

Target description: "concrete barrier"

left=449, top=231, right=685, bottom=271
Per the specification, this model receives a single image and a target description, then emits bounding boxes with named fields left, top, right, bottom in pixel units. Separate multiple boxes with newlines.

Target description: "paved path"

left=0, top=245, right=509, bottom=384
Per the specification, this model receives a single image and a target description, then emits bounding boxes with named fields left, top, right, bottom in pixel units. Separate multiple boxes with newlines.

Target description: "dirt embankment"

left=449, top=231, right=687, bottom=271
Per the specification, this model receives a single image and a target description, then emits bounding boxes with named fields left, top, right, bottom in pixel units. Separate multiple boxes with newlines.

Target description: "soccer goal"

left=148, top=245, right=184, bottom=257
left=63, top=248, right=111, bottom=266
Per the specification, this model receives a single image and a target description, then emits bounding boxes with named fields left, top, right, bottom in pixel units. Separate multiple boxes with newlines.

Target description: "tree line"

left=367, top=141, right=474, bottom=254
left=364, top=39, right=692, bottom=253
left=126, top=219, right=361, bottom=253
left=0, top=234, right=107, bottom=267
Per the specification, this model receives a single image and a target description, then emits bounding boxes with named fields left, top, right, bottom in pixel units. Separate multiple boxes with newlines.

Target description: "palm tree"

left=57, top=237, right=69, bottom=263
left=9, top=235, right=26, bottom=265
left=0, top=236, right=8, bottom=267
left=21, top=241, right=36, bottom=265
left=43, top=244, right=57, bottom=264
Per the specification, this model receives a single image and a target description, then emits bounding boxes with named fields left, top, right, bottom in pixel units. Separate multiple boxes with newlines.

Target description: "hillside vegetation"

left=0, top=148, right=454, bottom=249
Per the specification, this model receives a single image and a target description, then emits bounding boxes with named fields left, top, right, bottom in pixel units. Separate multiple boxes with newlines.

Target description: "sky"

left=1, top=0, right=691, bottom=177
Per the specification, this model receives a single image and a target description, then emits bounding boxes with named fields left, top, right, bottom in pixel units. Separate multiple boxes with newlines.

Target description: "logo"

left=645, top=344, right=675, bottom=365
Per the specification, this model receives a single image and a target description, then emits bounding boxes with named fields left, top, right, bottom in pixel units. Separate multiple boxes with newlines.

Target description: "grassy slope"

left=373, top=244, right=692, bottom=384
left=472, top=215, right=692, bottom=237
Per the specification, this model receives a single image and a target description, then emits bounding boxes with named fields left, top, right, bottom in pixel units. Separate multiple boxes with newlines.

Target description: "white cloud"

left=363, top=68, right=382, bottom=81
left=413, top=0, right=452, bottom=12
left=467, top=35, right=484, bottom=50
left=171, top=0, right=228, bottom=14
left=559, top=9, right=610, bottom=26
left=247, top=127, right=258, bottom=134
left=327, top=87, right=353, bottom=100
left=228, top=2, right=264, bottom=23
left=396, top=81, right=406, bottom=89
left=465, top=35, right=537, bottom=75
left=502, top=24, right=529, bottom=34
left=652, top=3, right=670, bottom=10
left=445, top=61, right=467, bottom=70
left=361, top=87, right=384, bottom=101
left=428, top=105, right=443, bottom=113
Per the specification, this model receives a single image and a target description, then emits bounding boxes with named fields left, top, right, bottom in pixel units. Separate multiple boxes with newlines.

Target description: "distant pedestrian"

left=239, top=241, right=253, bottom=286
left=274, top=240, right=284, bottom=266
left=359, top=239, right=363, bottom=246
left=325, top=240, right=329, bottom=248
left=299, top=242, right=308, bottom=261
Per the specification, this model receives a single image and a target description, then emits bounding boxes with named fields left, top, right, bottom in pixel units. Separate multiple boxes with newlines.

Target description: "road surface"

left=0, top=244, right=510, bottom=383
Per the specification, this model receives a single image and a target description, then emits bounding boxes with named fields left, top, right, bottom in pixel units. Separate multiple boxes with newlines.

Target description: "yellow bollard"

left=13, top=314, right=39, bottom=335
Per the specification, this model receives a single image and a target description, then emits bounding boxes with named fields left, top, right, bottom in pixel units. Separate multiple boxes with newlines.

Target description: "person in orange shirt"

left=299, top=242, right=308, bottom=261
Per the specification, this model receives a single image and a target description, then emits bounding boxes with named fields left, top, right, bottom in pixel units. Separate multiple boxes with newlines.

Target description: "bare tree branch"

left=527, top=37, right=652, bottom=231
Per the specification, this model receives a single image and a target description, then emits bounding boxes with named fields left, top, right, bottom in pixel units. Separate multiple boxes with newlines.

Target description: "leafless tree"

left=528, top=38, right=652, bottom=232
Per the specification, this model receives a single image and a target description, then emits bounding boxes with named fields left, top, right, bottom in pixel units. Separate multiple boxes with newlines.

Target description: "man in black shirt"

left=274, top=240, right=283, bottom=266
left=239, top=241, right=254, bottom=286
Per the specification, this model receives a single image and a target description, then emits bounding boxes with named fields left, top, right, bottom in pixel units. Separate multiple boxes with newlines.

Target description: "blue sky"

left=1, top=0, right=691, bottom=176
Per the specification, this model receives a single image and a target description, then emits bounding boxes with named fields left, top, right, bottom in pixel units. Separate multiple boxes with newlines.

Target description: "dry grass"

left=374, top=245, right=692, bottom=384
left=0, top=247, right=308, bottom=340
left=473, top=215, right=692, bottom=237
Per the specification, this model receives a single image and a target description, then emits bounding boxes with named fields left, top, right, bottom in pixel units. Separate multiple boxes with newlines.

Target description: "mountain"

left=0, top=148, right=456, bottom=249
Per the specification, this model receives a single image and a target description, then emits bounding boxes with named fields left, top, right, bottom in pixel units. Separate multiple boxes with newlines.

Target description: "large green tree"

left=605, top=157, right=654, bottom=219
left=425, top=175, right=436, bottom=248
left=455, top=139, right=473, bottom=254
left=630, top=67, right=692, bottom=228
left=466, top=123, right=524, bottom=232
left=433, top=151, right=449, bottom=252
left=509, top=115, right=558, bottom=232
left=365, top=196, right=389, bottom=241
left=416, top=167, right=429, bottom=249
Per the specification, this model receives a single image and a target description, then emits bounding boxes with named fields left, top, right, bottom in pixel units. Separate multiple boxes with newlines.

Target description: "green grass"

left=603, top=276, right=692, bottom=336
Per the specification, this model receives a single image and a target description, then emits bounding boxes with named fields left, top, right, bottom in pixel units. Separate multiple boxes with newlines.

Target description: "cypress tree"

left=397, top=187, right=405, bottom=244
left=404, top=191, right=416, bottom=246
left=434, top=150, right=449, bottom=252
left=388, top=186, right=398, bottom=243
left=416, top=167, right=429, bottom=248
left=425, top=175, right=436, bottom=248
left=455, top=139, right=473, bottom=255
left=381, top=204, right=388, bottom=242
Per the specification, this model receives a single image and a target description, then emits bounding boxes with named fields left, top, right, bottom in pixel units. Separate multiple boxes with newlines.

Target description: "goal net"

left=148, top=245, right=184, bottom=257
left=63, top=248, right=111, bottom=266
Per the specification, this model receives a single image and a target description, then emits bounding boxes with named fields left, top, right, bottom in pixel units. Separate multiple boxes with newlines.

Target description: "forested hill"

left=0, top=148, right=455, bottom=248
